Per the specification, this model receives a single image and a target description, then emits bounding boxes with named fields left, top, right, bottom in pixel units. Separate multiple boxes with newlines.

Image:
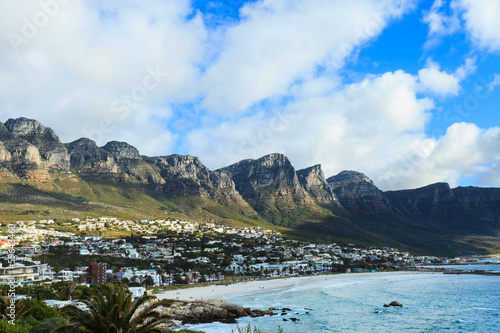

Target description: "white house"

left=129, top=287, right=146, bottom=298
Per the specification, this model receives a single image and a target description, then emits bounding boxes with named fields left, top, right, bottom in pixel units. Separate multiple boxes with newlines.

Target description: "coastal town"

left=0, top=217, right=462, bottom=294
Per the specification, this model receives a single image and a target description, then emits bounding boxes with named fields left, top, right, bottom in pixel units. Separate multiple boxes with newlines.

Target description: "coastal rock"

left=210, top=306, right=228, bottom=319
left=388, top=301, right=403, bottom=308
left=220, top=302, right=246, bottom=316
left=164, top=300, right=276, bottom=325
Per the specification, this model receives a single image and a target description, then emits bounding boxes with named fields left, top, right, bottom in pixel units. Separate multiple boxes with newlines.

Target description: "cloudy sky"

left=1, top=0, right=500, bottom=190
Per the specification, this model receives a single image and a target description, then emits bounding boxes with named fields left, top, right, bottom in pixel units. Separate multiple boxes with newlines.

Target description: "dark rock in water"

left=389, top=301, right=403, bottom=308
left=290, top=317, right=299, bottom=322
left=269, top=307, right=277, bottom=311
left=282, top=307, right=292, bottom=311
left=280, top=313, right=287, bottom=316
left=283, top=318, right=288, bottom=321
left=383, top=304, right=390, bottom=307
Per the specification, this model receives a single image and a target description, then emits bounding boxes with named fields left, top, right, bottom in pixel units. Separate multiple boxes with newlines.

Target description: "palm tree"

left=55, top=283, right=172, bottom=333
left=57, top=281, right=76, bottom=301
left=0, top=295, right=29, bottom=320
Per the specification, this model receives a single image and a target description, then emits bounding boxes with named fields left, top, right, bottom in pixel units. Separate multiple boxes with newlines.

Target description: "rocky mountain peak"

left=297, top=164, right=325, bottom=189
left=4, top=117, right=60, bottom=143
left=147, top=154, right=208, bottom=180
left=326, top=170, right=386, bottom=212
left=327, top=170, right=374, bottom=186
left=3, top=117, right=69, bottom=170
left=296, top=164, right=339, bottom=203
left=256, top=153, right=292, bottom=167
left=102, top=141, right=141, bottom=161
left=220, top=153, right=300, bottom=190
left=66, top=138, right=100, bottom=152
left=66, top=138, right=116, bottom=171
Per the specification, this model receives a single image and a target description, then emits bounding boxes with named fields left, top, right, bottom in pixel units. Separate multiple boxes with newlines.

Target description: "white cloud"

left=187, top=69, right=435, bottom=188
left=199, top=0, right=417, bottom=114
left=1, top=0, right=500, bottom=192
left=488, top=74, right=500, bottom=92
left=380, top=123, right=500, bottom=189
left=415, top=57, right=475, bottom=97
left=423, top=0, right=461, bottom=38
left=454, top=0, right=500, bottom=52
left=417, top=59, right=461, bottom=96
left=0, top=0, right=206, bottom=154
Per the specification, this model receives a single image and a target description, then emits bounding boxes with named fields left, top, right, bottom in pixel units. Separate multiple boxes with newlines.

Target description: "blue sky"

left=1, top=0, right=500, bottom=190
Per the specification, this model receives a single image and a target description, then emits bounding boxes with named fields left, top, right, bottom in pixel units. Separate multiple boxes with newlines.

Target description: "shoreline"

left=156, top=271, right=427, bottom=302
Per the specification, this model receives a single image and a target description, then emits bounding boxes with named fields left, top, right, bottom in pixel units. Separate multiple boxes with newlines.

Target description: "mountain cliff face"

left=66, top=138, right=122, bottom=182
left=219, top=154, right=315, bottom=209
left=146, top=154, right=253, bottom=210
left=296, top=164, right=339, bottom=203
left=385, top=183, right=500, bottom=235
left=5, top=117, right=70, bottom=171
left=0, top=118, right=70, bottom=181
left=1, top=117, right=499, bottom=255
left=102, top=141, right=142, bottom=160
left=327, top=170, right=387, bottom=212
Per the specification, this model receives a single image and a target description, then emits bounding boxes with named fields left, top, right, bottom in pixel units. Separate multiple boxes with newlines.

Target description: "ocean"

left=181, top=268, right=500, bottom=332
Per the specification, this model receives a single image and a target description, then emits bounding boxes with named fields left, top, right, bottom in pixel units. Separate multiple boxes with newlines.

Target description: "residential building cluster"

left=0, top=217, right=463, bottom=288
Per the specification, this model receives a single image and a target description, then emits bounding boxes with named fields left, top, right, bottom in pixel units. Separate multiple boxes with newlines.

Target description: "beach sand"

left=156, top=271, right=420, bottom=302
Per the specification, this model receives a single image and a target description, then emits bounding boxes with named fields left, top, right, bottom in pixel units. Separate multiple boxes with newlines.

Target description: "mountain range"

left=1, top=117, right=499, bottom=256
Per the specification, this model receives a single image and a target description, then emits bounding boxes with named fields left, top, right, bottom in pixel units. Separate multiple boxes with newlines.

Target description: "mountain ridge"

left=1, top=117, right=499, bottom=256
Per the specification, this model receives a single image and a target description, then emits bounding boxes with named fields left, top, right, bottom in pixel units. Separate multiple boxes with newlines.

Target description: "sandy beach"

left=156, top=271, right=421, bottom=302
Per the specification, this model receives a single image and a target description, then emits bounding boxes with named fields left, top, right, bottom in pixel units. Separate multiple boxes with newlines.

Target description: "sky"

left=1, top=0, right=500, bottom=191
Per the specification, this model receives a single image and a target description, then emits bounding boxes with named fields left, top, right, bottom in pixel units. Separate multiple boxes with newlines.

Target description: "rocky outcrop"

left=327, top=170, right=387, bottom=212
left=2, top=138, right=50, bottom=180
left=147, top=155, right=254, bottom=210
left=218, top=154, right=315, bottom=214
left=296, top=164, right=339, bottom=203
left=66, top=138, right=122, bottom=181
left=4, top=117, right=70, bottom=170
left=383, top=301, right=403, bottom=308
left=0, top=122, right=14, bottom=141
left=385, top=183, right=500, bottom=234
left=100, top=141, right=166, bottom=185
left=102, top=141, right=142, bottom=161
left=384, top=183, right=457, bottom=217
left=0, top=141, right=12, bottom=162
left=163, top=299, right=276, bottom=325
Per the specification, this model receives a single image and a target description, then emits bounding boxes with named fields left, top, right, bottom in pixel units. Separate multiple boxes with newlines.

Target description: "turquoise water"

left=182, top=272, right=500, bottom=332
